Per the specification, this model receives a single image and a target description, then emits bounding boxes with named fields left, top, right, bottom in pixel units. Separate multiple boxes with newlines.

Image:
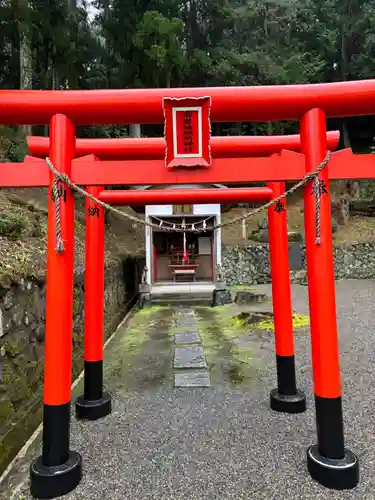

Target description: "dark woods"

left=1, top=0, right=375, bottom=149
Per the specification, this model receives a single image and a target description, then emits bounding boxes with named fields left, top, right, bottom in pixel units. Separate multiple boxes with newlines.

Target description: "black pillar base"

left=270, top=388, right=306, bottom=414
left=75, top=391, right=111, bottom=420
left=30, top=450, right=82, bottom=499
left=307, top=444, right=359, bottom=490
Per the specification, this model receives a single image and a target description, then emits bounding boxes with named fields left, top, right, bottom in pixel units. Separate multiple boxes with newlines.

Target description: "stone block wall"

left=0, top=256, right=144, bottom=473
left=222, top=242, right=375, bottom=285
left=222, top=245, right=271, bottom=285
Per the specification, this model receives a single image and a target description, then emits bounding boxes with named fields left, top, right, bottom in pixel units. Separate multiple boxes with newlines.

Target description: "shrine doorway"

left=144, top=202, right=221, bottom=285
left=151, top=217, right=215, bottom=283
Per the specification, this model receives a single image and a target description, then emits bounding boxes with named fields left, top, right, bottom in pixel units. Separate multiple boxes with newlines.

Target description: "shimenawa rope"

left=47, top=151, right=331, bottom=253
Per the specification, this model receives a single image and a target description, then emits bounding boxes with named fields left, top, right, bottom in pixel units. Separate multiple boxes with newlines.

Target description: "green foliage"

left=0, top=125, right=27, bottom=161
left=133, top=12, right=185, bottom=68
left=6, top=137, right=28, bottom=162
left=359, top=142, right=375, bottom=198
left=0, top=211, right=28, bottom=240
left=1, top=0, right=375, bottom=143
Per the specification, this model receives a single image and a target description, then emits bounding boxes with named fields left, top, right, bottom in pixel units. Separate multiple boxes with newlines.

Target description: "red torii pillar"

left=30, top=115, right=82, bottom=499
left=300, top=109, right=359, bottom=489
left=75, top=186, right=112, bottom=420
left=267, top=182, right=306, bottom=413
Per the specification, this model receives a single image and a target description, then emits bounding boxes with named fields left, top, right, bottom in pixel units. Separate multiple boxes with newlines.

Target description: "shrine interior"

left=151, top=216, right=215, bottom=283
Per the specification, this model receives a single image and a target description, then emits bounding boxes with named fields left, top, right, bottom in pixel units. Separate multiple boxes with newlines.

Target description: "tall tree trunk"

left=67, top=0, right=78, bottom=88
left=263, top=5, right=268, bottom=38
left=43, top=43, right=50, bottom=136
left=129, top=124, right=141, bottom=138
left=18, top=0, right=32, bottom=136
left=51, top=43, right=60, bottom=90
left=339, top=1, right=359, bottom=199
left=103, top=0, right=112, bottom=87
left=186, top=0, right=198, bottom=57
left=165, top=67, right=171, bottom=88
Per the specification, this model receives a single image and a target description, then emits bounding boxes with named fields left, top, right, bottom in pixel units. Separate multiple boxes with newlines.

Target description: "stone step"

left=174, top=330, right=201, bottom=345
left=153, top=299, right=212, bottom=307
left=173, top=318, right=197, bottom=328
left=151, top=293, right=212, bottom=306
left=174, top=370, right=211, bottom=388
left=175, top=309, right=196, bottom=316
left=174, top=346, right=208, bottom=369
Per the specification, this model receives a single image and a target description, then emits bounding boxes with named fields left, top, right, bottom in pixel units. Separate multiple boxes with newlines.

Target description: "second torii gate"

left=26, top=130, right=341, bottom=426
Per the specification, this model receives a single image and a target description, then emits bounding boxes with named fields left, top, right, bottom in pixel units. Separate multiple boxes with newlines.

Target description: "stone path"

left=173, top=308, right=211, bottom=388
left=4, top=281, right=375, bottom=499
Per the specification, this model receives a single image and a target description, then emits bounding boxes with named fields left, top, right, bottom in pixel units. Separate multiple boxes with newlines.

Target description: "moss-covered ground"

left=195, top=295, right=309, bottom=387
left=100, top=295, right=310, bottom=393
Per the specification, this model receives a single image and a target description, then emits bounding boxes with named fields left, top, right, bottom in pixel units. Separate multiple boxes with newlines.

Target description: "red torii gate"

left=2, top=81, right=375, bottom=498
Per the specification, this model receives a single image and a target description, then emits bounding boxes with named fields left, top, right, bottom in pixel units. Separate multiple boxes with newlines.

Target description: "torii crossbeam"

left=1, top=148, right=374, bottom=187
left=27, top=131, right=340, bottom=159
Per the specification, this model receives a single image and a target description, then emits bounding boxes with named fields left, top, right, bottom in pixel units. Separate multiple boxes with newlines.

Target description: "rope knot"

left=59, top=173, right=70, bottom=184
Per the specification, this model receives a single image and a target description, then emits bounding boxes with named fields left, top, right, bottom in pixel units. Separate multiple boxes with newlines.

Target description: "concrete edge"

left=0, top=304, right=137, bottom=497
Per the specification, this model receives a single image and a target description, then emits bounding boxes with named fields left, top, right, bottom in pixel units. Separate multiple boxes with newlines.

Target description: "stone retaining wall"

left=0, top=256, right=144, bottom=473
left=222, top=242, right=375, bottom=285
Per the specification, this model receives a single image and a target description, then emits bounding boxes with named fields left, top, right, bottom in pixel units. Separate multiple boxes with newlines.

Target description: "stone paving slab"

left=174, top=314, right=197, bottom=322
left=174, top=346, right=207, bottom=368
left=175, top=319, right=197, bottom=330
left=175, top=309, right=196, bottom=316
left=174, top=330, right=201, bottom=345
left=175, top=370, right=211, bottom=387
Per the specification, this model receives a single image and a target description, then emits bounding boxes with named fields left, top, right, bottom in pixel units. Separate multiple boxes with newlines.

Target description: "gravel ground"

left=6, top=280, right=375, bottom=500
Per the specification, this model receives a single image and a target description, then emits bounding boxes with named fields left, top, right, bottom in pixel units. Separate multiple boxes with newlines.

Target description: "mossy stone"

left=0, top=396, right=14, bottom=424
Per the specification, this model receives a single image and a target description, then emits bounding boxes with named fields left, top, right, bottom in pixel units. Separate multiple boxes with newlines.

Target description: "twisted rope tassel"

left=314, top=176, right=321, bottom=245
left=51, top=178, right=65, bottom=253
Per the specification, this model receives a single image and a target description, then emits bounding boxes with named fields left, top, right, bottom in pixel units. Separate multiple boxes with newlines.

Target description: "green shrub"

left=0, top=212, right=28, bottom=239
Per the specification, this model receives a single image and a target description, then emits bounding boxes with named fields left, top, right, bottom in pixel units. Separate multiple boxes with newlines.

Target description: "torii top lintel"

left=1, top=80, right=375, bottom=125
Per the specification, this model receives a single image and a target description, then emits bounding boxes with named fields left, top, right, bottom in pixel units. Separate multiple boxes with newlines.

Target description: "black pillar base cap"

left=307, top=444, right=359, bottom=490
left=75, top=391, right=111, bottom=420
left=30, top=450, right=82, bottom=499
left=269, top=388, right=306, bottom=414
